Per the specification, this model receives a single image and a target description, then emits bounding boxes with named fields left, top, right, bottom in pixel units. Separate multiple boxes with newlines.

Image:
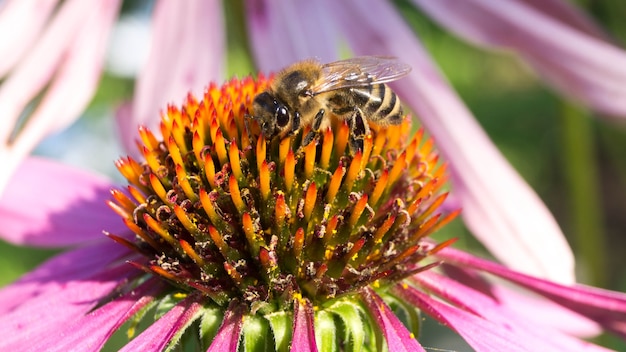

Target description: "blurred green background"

left=1, top=0, right=625, bottom=350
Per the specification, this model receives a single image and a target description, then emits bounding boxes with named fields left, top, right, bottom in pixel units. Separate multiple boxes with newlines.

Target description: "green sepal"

left=242, top=314, right=275, bottom=352
left=266, top=311, right=292, bottom=352
left=199, top=305, right=225, bottom=350
left=314, top=310, right=337, bottom=352
left=164, top=305, right=204, bottom=352
left=325, top=299, right=368, bottom=352
left=126, top=299, right=159, bottom=340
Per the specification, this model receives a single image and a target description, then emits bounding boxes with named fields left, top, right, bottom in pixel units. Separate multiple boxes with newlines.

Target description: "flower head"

left=108, top=74, right=456, bottom=348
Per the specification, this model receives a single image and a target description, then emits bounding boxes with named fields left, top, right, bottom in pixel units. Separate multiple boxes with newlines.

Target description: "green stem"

left=558, top=102, right=606, bottom=287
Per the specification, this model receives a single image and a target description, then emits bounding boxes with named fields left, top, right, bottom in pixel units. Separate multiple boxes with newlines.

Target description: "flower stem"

left=558, top=102, right=606, bottom=287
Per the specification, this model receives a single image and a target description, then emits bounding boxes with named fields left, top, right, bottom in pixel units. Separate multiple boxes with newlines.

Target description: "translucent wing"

left=310, top=56, right=411, bottom=95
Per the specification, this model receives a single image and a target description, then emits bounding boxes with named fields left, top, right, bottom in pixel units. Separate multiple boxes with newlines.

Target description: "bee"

left=251, top=56, right=411, bottom=152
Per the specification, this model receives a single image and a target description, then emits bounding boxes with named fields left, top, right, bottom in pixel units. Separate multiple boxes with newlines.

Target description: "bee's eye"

left=275, top=105, right=290, bottom=127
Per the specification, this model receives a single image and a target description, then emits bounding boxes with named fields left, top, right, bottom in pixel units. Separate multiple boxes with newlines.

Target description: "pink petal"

left=398, top=275, right=611, bottom=352
left=207, top=302, right=246, bottom=352
left=329, top=0, right=575, bottom=284
left=360, top=287, right=425, bottom=352
left=245, top=0, right=339, bottom=72
left=120, top=0, right=225, bottom=155
left=0, top=241, right=131, bottom=314
left=0, top=0, right=121, bottom=194
left=413, top=0, right=626, bottom=117
left=514, top=0, right=608, bottom=38
left=120, top=296, right=203, bottom=352
left=4, top=279, right=163, bottom=352
left=0, top=0, right=60, bottom=76
left=0, top=157, right=127, bottom=247
left=436, top=246, right=626, bottom=338
left=441, top=263, right=602, bottom=337
left=290, top=298, right=318, bottom=352
left=0, top=263, right=138, bottom=349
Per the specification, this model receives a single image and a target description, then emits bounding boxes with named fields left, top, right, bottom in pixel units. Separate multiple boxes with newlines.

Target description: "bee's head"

left=252, top=92, right=291, bottom=138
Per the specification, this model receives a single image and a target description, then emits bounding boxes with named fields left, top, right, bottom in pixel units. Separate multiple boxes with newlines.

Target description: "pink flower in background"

left=0, top=0, right=121, bottom=194
left=1, top=77, right=625, bottom=351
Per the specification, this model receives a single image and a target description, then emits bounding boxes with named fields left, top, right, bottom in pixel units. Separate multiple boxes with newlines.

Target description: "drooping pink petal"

left=403, top=277, right=607, bottom=352
left=360, top=287, right=425, bottom=352
left=413, top=0, right=626, bottom=117
left=0, top=0, right=121, bottom=194
left=119, top=0, right=225, bottom=155
left=0, top=262, right=140, bottom=349
left=119, top=296, right=203, bottom=352
left=0, top=0, right=60, bottom=76
left=0, top=241, right=132, bottom=315
left=245, top=0, right=339, bottom=72
left=3, top=279, right=164, bottom=352
left=329, top=0, right=575, bottom=284
left=515, top=0, right=608, bottom=38
left=291, top=298, right=318, bottom=352
left=0, top=157, right=127, bottom=247
left=206, top=301, right=246, bottom=352
left=440, top=263, right=602, bottom=337
left=436, top=246, right=626, bottom=338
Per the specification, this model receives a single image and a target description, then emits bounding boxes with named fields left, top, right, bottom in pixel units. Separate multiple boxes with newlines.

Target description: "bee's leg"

left=290, top=111, right=302, bottom=135
left=348, top=108, right=370, bottom=153
left=302, top=109, right=325, bottom=146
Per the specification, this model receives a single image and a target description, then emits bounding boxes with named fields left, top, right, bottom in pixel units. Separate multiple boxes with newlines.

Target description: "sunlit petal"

left=329, top=0, right=575, bottom=283
left=437, top=246, right=626, bottom=338
left=0, top=264, right=137, bottom=349
left=405, top=272, right=612, bottom=351
left=414, top=0, right=626, bottom=117
left=0, top=157, right=126, bottom=247
left=245, top=0, right=339, bottom=72
left=119, top=297, right=203, bottom=351
left=0, top=0, right=121, bottom=195
left=119, top=0, right=225, bottom=155
left=8, top=280, right=162, bottom=352
left=0, top=0, right=60, bottom=76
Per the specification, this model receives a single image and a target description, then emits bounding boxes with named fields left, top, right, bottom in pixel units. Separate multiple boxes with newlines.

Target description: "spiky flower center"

left=109, top=76, right=454, bottom=312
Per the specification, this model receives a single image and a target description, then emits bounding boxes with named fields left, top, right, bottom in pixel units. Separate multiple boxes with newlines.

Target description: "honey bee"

left=251, top=56, right=411, bottom=152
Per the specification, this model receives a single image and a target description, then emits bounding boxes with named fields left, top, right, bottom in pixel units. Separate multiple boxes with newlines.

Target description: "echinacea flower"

left=1, top=76, right=625, bottom=351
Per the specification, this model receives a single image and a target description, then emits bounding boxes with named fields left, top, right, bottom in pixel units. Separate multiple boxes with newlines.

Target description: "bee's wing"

left=310, top=56, right=411, bottom=95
